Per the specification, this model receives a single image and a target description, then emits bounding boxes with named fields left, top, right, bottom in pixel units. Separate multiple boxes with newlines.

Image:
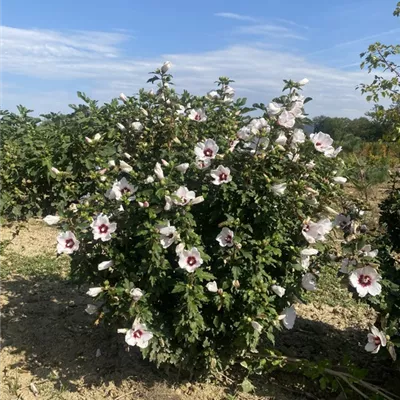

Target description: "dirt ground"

left=1, top=221, right=399, bottom=400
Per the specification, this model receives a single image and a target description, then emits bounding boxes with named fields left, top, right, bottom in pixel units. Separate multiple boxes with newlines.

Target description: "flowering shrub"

left=45, top=63, right=358, bottom=374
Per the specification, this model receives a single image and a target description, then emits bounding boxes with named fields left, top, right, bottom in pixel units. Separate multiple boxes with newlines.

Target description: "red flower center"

left=180, top=197, right=188, bottom=204
left=316, top=142, right=322, bottom=146
left=225, top=235, right=232, bottom=243
left=65, top=238, right=74, bottom=248
left=204, top=148, right=213, bottom=157
left=121, top=187, right=131, bottom=194
left=374, top=336, right=381, bottom=346
left=358, top=274, right=372, bottom=287
left=133, top=329, right=143, bottom=339
left=187, top=256, right=197, bottom=266
left=99, top=224, right=109, bottom=234
left=219, top=173, right=228, bottom=181
left=194, top=113, right=201, bottom=121
left=303, top=224, right=310, bottom=232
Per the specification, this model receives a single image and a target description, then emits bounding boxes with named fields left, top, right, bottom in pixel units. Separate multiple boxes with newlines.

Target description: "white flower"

left=98, top=260, right=113, bottom=271
left=289, top=102, right=304, bottom=118
left=161, top=61, right=172, bottom=73
left=57, top=231, right=80, bottom=254
left=271, top=183, right=287, bottom=196
left=195, top=139, right=219, bottom=160
left=365, top=326, right=387, bottom=354
left=172, top=186, right=196, bottom=206
left=175, top=243, right=185, bottom=255
left=164, top=195, right=173, bottom=210
left=237, top=126, right=251, bottom=141
left=130, top=288, right=144, bottom=301
left=210, top=165, right=232, bottom=185
left=178, top=247, right=203, bottom=272
left=191, top=196, right=204, bottom=205
left=291, top=129, right=305, bottom=147
left=223, top=85, right=235, bottom=97
left=131, top=121, right=143, bottom=132
left=195, top=158, right=211, bottom=169
left=302, top=273, right=317, bottom=291
left=51, top=167, right=61, bottom=175
left=324, top=146, right=342, bottom=158
left=43, top=215, right=60, bottom=225
left=310, top=132, right=333, bottom=153
left=176, top=163, right=189, bottom=174
left=275, top=133, right=287, bottom=146
left=302, top=218, right=332, bottom=244
left=359, top=245, right=378, bottom=258
left=206, top=281, right=218, bottom=293
left=333, top=176, right=347, bottom=184
left=251, top=321, right=262, bottom=333
left=154, top=162, right=164, bottom=180
left=189, top=108, right=207, bottom=122
left=271, top=285, right=285, bottom=297
left=86, top=287, right=102, bottom=297
left=125, top=321, right=153, bottom=348
left=298, top=78, right=309, bottom=86
left=229, top=139, right=240, bottom=152
left=91, top=214, right=117, bottom=242
left=120, top=161, right=133, bottom=173
left=349, top=266, right=382, bottom=297
left=160, top=225, right=177, bottom=248
left=119, top=93, right=128, bottom=102
left=116, top=123, right=126, bottom=132
left=278, top=110, right=295, bottom=128
left=306, top=160, right=315, bottom=170
left=216, top=227, right=234, bottom=247
left=108, top=160, right=116, bottom=167
left=85, top=304, right=98, bottom=315
left=145, top=175, right=155, bottom=184
left=267, top=102, right=282, bottom=116
left=138, top=201, right=149, bottom=208
left=207, top=90, right=219, bottom=99
left=280, top=305, right=296, bottom=330
left=106, top=177, right=137, bottom=201
left=287, top=152, right=300, bottom=162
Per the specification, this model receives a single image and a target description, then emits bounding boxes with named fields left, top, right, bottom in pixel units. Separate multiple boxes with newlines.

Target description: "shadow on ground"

left=1, top=276, right=399, bottom=399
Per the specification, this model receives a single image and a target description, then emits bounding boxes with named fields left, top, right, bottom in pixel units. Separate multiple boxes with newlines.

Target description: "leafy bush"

left=46, top=65, right=353, bottom=374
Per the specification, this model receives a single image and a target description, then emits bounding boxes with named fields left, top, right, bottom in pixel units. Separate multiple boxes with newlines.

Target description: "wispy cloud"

left=1, top=25, right=375, bottom=118
left=237, top=24, right=307, bottom=40
left=308, top=28, right=400, bottom=56
left=274, top=18, right=310, bottom=30
left=214, top=12, right=257, bottom=22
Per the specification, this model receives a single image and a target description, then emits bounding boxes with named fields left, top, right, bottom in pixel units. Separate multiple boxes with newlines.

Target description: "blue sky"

left=1, top=0, right=399, bottom=117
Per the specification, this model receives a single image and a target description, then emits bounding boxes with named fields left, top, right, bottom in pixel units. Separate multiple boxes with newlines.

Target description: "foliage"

left=45, top=66, right=350, bottom=375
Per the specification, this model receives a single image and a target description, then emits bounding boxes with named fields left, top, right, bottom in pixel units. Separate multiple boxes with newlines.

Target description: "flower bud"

left=191, top=196, right=204, bottom=205
left=161, top=61, right=172, bottom=74
left=161, top=159, right=169, bottom=167
left=108, top=160, right=116, bottom=167
left=124, top=152, right=132, bottom=159
left=217, top=288, right=224, bottom=295
left=119, top=93, right=128, bottom=102
left=85, top=136, right=93, bottom=144
left=116, top=123, right=126, bottom=132
left=51, top=167, right=61, bottom=175
left=172, top=137, right=182, bottom=144
left=232, top=279, right=240, bottom=288
left=140, top=107, right=148, bottom=117
left=298, top=78, right=309, bottom=86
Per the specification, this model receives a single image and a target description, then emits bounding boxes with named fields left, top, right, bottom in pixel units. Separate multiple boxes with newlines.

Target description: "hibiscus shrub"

left=52, top=63, right=352, bottom=373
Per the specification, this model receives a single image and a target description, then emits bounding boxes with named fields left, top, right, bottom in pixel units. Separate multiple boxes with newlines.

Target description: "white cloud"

left=1, top=25, right=376, bottom=118
left=214, top=12, right=257, bottom=22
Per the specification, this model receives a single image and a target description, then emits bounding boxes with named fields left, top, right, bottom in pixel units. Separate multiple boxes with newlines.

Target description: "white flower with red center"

left=278, top=110, right=295, bottom=128
left=189, top=108, right=207, bottom=122
left=130, top=288, right=144, bottom=301
left=160, top=225, right=178, bottom=248
left=349, top=266, right=382, bottom=297
left=302, top=218, right=332, bottom=244
left=279, top=305, right=296, bottom=330
left=210, top=165, right=232, bottom=185
left=195, top=158, right=211, bottom=170
left=359, top=245, right=378, bottom=258
left=172, top=186, right=196, bottom=206
left=57, top=231, right=80, bottom=254
left=216, top=227, right=234, bottom=247
left=194, top=139, right=219, bottom=160
left=302, top=273, right=317, bottom=291
left=91, top=214, right=117, bottom=242
left=178, top=247, right=203, bottom=272
left=106, top=177, right=137, bottom=201
left=310, top=132, right=333, bottom=153
left=125, top=321, right=153, bottom=348
left=267, top=102, right=282, bottom=116
left=271, top=183, right=287, bottom=196
left=365, top=326, right=387, bottom=354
